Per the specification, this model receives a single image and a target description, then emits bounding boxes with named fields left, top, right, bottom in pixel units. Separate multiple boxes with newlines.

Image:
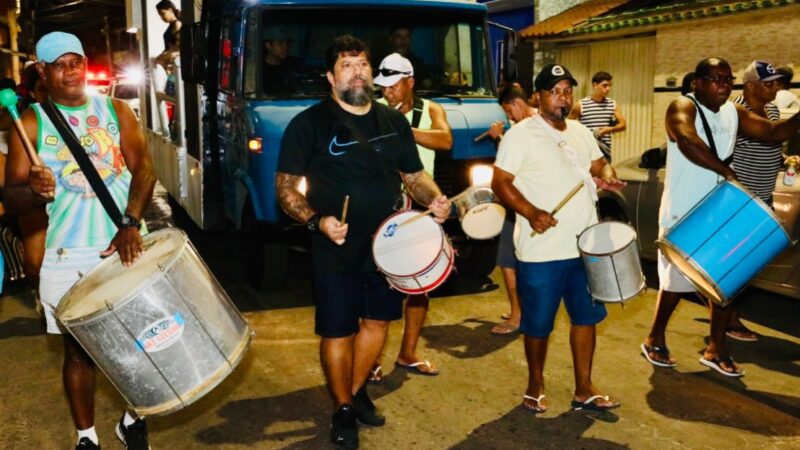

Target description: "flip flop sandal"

left=726, top=326, right=758, bottom=342
left=368, top=365, right=383, bottom=383
left=522, top=394, right=546, bottom=413
left=641, top=343, right=677, bottom=368
left=395, top=360, right=439, bottom=376
left=699, top=355, right=745, bottom=378
left=491, top=322, right=519, bottom=335
left=571, top=395, right=621, bottom=412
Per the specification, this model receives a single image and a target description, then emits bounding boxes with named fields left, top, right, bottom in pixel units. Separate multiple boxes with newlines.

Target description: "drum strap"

left=327, top=99, right=397, bottom=183
left=532, top=115, right=598, bottom=202
left=41, top=100, right=124, bottom=229
left=686, top=95, right=733, bottom=167
left=411, top=96, right=424, bottom=129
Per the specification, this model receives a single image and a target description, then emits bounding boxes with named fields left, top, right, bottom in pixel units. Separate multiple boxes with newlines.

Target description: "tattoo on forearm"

left=401, top=171, right=441, bottom=206
left=275, top=173, right=314, bottom=222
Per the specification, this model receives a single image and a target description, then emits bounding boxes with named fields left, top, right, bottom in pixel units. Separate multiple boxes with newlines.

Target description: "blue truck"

left=131, top=0, right=510, bottom=288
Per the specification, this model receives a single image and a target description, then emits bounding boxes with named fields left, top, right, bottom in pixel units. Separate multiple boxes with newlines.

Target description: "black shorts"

left=313, top=271, right=404, bottom=337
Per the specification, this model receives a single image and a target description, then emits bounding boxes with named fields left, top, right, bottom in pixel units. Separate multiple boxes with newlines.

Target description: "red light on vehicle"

left=88, top=71, right=96, bottom=79
left=248, top=137, right=262, bottom=153
left=98, top=71, right=108, bottom=80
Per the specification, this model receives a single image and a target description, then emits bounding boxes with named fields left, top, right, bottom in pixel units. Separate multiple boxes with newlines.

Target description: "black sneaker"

left=115, top=414, right=150, bottom=450
left=75, top=437, right=100, bottom=449
left=331, top=404, right=358, bottom=449
left=352, top=385, right=386, bottom=426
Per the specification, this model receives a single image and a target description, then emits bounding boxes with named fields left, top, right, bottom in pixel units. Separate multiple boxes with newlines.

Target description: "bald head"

left=695, top=57, right=730, bottom=78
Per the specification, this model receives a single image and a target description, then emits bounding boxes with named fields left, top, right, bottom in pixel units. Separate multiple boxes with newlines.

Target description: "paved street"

left=1, top=199, right=799, bottom=449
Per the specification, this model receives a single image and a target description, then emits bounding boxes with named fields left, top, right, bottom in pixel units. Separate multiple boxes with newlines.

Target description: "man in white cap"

left=4, top=31, right=155, bottom=450
left=370, top=52, right=452, bottom=379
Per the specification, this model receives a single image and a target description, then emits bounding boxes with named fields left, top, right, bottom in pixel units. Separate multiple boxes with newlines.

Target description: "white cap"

left=373, top=53, right=414, bottom=87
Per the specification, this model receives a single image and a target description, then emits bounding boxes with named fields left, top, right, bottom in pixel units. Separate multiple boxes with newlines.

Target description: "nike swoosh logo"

left=328, top=133, right=400, bottom=156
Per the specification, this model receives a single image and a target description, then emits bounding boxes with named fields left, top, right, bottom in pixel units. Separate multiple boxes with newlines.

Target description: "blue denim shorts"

left=495, top=216, right=517, bottom=269
left=312, top=271, right=404, bottom=337
left=517, top=258, right=607, bottom=338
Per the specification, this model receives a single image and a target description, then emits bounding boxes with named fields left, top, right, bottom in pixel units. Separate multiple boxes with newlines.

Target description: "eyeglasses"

left=701, top=75, right=736, bottom=85
left=378, top=68, right=411, bottom=77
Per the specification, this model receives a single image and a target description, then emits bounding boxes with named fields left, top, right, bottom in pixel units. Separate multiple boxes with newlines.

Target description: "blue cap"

left=35, top=32, right=85, bottom=63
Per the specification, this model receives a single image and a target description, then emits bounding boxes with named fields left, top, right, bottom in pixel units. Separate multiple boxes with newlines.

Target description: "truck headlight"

left=469, top=164, right=493, bottom=186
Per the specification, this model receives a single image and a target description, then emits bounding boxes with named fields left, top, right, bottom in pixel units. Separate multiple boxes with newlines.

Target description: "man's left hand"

left=595, top=127, right=613, bottom=137
left=101, top=227, right=144, bottom=266
left=429, top=195, right=450, bottom=223
left=593, top=176, right=627, bottom=192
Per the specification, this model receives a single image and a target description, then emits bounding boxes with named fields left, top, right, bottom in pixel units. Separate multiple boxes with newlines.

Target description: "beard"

left=337, top=80, right=374, bottom=107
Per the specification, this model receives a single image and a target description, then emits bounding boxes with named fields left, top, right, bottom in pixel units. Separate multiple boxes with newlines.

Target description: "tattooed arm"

left=275, top=172, right=315, bottom=222
left=400, top=169, right=450, bottom=222
left=275, top=172, right=348, bottom=244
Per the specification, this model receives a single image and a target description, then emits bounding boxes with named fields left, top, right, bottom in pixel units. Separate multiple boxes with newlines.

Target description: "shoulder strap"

left=687, top=95, right=732, bottom=165
left=411, top=96, right=424, bottom=129
left=326, top=99, right=396, bottom=181
left=41, top=99, right=124, bottom=229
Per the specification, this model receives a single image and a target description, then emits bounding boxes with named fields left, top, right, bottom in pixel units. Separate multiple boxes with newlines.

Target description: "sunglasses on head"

left=378, top=68, right=411, bottom=77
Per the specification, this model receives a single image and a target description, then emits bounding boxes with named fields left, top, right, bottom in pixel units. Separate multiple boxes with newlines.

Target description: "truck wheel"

left=241, top=204, right=289, bottom=291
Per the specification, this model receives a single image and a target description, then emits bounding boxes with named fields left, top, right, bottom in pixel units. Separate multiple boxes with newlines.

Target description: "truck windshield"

left=252, top=7, right=492, bottom=99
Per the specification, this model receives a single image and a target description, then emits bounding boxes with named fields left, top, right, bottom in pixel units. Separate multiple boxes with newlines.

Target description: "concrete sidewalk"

left=1, top=269, right=799, bottom=449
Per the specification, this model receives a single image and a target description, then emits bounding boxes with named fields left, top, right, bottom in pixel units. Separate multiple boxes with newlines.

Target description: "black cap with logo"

left=534, top=64, right=578, bottom=91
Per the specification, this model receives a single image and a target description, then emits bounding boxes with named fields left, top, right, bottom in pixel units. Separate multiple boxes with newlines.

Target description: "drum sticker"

left=383, top=223, right=398, bottom=238
left=135, top=313, right=185, bottom=353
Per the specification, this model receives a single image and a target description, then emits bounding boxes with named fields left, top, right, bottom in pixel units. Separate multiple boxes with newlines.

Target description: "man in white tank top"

left=643, top=57, right=800, bottom=378
left=373, top=53, right=452, bottom=378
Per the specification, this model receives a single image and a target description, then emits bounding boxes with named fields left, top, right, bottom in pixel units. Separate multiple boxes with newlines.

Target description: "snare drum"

left=56, top=229, right=252, bottom=416
left=453, top=185, right=506, bottom=240
left=372, top=210, right=454, bottom=294
left=577, top=221, right=645, bottom=303
left=657, top=180, right=791, bottom=306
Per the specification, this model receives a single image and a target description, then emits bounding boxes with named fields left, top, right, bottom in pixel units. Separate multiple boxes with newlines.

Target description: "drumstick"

left=529, top=182, right=584, bottom=237
left=397, top=188, right=471, bottom=228
left=0, top=88, right=43, bottom=166
left=474, top=130, right=491, bottom=142
left=340, top=195, right=350, bottom=224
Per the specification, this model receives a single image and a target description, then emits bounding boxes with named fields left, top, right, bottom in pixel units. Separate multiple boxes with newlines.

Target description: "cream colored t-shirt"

left=495, top=117, right=603, bottom=262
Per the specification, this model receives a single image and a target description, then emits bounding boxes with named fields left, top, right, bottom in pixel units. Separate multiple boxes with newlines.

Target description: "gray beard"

left=339, top=84, right=374, bottom=106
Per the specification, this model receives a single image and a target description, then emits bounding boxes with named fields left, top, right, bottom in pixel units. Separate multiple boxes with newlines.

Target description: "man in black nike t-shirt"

left=275, top=35, right=450, bottom=449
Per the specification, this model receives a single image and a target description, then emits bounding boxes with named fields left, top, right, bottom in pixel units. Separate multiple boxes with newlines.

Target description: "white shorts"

left=657, top=250, right=695, bottom=293
left=40, top=247, right=104, bottom=334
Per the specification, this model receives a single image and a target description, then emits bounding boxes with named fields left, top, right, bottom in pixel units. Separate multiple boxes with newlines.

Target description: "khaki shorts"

left=39, top=247, right=104, bottom=334
left=657, top=250, right=695, bottom=293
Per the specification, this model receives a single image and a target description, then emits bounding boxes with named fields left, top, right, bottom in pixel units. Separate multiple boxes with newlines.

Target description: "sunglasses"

left=378, top=68, right=411, bottom=77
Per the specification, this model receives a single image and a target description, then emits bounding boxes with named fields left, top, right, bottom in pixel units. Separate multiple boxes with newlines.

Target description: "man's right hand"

left=28, top=165, right=56, bottom=199
left=487, top=121, right=505, bottom=140
left=528, top=208, right=557, bottom=234
left=320, top=216, right=348, bottom=246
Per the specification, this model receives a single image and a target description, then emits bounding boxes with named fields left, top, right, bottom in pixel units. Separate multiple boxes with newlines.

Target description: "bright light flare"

left=122, top=66, right=145, bottom=85
left=469, top=164, right=493, bottom=186
left=297, top=177, right=308, bottom=195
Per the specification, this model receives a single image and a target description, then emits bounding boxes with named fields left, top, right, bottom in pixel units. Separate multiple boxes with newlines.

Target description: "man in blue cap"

left=4, top=31, right=155, bottom=450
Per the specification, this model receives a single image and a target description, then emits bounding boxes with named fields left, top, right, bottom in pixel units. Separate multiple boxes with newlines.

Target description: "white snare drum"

left=577, top=221, right=645, bottom=303
left=56, top=229, right=252, bottom=416
left=372, top=210, right=454, bottom=294
left=453, top=185, right=506, bottom=240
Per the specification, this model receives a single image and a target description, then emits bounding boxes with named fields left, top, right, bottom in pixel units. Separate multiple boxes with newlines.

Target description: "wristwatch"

left=306, top=213, right=322, bottom=233
left=120, top=214, right=141, bottom=229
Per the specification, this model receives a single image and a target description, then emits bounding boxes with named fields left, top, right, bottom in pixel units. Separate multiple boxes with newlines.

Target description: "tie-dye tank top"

left=33, top=96, right=133, bottom=249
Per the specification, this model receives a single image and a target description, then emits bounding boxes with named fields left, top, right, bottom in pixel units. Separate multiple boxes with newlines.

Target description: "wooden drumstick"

left=529, top=182, right=584, bottom=237
left=340, top=195, right=350, bottom=224
left=397, top=188, right=471, bottom=228
left=473, top=130, right=491, bottom=142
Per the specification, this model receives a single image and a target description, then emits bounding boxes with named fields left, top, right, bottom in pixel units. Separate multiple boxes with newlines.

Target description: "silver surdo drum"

left=577, top=221, right=645, bottom=303
left=453, top=185, right=506, bottom=240
left=56, top=229, right=252, bottom=416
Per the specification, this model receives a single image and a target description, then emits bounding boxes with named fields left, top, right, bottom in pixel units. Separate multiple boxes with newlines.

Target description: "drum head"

left=373, top=211, right=444, bottom=277
left=462, top=203, right=505, bottom=240
left=57, top=229, right=188, bottom=323
left=578, top=221, right=636, bottom=256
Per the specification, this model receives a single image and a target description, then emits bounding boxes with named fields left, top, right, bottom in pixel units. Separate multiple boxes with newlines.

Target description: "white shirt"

left=659, top=95, right=738, bottom=229
left=495, top=117, right=603, bottom=262
left=773, top=89, right=799, bottom=110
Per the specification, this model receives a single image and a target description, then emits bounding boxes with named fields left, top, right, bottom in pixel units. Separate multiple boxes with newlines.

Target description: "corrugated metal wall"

left=554, top=36, right=655, bottom=163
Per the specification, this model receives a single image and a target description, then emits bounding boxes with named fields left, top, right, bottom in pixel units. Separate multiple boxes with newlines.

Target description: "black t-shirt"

left=278, top=98, right=423, bottom=273
left=262, top=56, right=301, bottom=95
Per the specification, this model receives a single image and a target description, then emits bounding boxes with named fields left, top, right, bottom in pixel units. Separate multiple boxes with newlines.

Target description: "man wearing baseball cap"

left=5, top=31, right=155, bottom=450
left=492, top=63, right=625, bottom=414
left=371, top=52, right=452, bottom=380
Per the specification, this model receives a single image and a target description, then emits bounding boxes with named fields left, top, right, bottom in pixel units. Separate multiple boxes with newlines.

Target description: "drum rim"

left=577, top=221, right=638, bottom=257
left=384, top=243, right=455, bottom=295
left=56, top=229, right=190, bottom=324
left=372, top=210, right=445, bottom=277
left=590, top=282, right=647, bottom=303
left=656, top=238, right=728, bottom=306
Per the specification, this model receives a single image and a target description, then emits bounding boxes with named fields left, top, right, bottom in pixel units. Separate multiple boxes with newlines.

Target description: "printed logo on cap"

left=552, top=65, right=565, bottom=76
left=766, top=64, right=776, bottom=74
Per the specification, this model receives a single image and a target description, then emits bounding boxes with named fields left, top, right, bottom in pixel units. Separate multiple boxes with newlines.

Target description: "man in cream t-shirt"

left=493, top=64, right=626, bottom=414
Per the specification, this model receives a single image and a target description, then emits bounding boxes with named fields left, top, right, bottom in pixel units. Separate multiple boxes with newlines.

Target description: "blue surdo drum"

left=657, top=180, right=791, bottom=307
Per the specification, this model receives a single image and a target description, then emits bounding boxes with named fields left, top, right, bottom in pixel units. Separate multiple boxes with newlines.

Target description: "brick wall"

left=651, top=5, right=800, bottom=146
left=535, top=0, right=586, bottom=22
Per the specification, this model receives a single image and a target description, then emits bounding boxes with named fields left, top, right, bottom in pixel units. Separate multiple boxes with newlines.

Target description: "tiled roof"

left=521, top=0, right=800, bottom=39
left=519, top=0, right=632, bottom=38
